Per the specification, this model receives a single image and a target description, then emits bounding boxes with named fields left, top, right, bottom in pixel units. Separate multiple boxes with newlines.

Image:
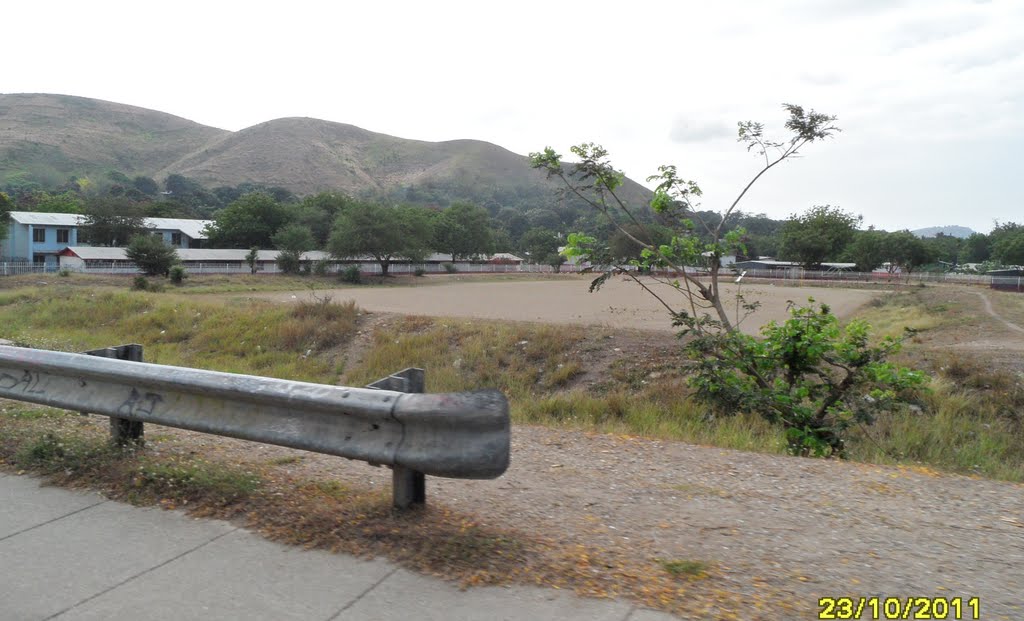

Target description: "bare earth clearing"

left=245, top=276, right=879, bottom=335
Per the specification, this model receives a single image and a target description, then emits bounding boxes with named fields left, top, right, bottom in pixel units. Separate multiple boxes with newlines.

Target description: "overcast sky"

left=4, top=0, right=1021, bottom=233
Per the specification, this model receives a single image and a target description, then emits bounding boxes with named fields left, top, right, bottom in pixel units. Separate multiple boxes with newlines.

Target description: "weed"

left=657, top=559, right=710, bottom=579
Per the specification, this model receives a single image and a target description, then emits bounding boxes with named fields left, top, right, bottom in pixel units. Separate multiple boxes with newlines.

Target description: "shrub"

left=132, top=275, right=149, bottom=291
left=126, top=234, right=178, bottom=276
left=443, top=262, right=457, bottom=274
left=340, top=265, right=362, bottom=284
left=685, top=301, right=927, bottom=457
left=276, top=250, right=302, bottom=275
left=313, top=259, right=330, bottom=276
left=58, top=268, right=71, bottom=277
left=169, top=265, right=187, bottom=285
left=414, top=267, right=426, bottom=277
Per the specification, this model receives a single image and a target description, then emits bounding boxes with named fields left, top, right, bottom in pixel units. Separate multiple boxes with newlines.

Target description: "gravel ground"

left=159, top=423, right=1023, bottom=620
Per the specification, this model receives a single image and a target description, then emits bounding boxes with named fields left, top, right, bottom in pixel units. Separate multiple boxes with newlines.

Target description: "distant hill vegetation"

left=911, top=225, right=976, bottom=239
left=0, top=93, right=651, bottom=210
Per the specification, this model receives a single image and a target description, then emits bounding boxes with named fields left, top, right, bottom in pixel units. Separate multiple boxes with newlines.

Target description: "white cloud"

left=1, top=0, right=1021, bottom=231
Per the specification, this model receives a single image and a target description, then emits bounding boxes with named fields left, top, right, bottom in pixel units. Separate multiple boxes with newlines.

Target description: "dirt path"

left=228, top=277, right=879, bottom=335
left=973, top=290, right=1024, bottom=334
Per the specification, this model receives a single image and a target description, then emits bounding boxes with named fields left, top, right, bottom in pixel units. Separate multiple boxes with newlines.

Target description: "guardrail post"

left=83, top=344, right=145, bottom=447
left=367, top=368, right=426, bottom=509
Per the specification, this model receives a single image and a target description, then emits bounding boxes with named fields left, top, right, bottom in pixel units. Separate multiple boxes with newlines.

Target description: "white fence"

left=0, top=261, right=585, bottom=277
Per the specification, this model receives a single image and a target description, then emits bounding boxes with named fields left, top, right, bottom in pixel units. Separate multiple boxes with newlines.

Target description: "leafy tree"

left=328, top=203, right=433, bottom=275
left=245, top=247, right=260, bottom=274
left=125, top=234, right=178, bottom=276
left=294, top=192, right=355, bottom=247
left=921, top=233, right=962, bottom=268
left=608, top=223, right=673, bottom=262
left=960, top=233, right=991, bottom=263
left=846, top=229, right=888, bottom=272
left=272, top=223, right=315, bottom=274
left=0, top=192, right=11, bottom=245
left=532, top=104, right=926, bottom=455
left=434, top=202, right=494, bottom=260
left=132, top=176, right=160, bottom=196
left=779, top=205, right=861, bottom=268
left=532, top=103, right=841, bottom=333
left=992, top=226, right=1024, bottom=265
left=521, top=227, right=565, bottom=271
left=32, top=191, right=84, bottom=214
left=881, top=230, right=934, bottom=275
left=164, top=174, right=204, bottom=197
left=79, top=198, right=148, bottom=246
left=205, top=192, right=292, bottom=248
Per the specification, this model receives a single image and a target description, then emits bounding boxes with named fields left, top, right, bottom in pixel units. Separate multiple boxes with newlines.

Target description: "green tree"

left=608, top=223, right=673, bottom=262
left=272, top=223, right=315, bottom=274
left=779, top=205, right=861, bottom=268
left=0, top=192, right=11, bottom=245
left=79, top=198, right=148, bottom=246
left=33, top=191, right=84, bottom=214
left=960, top=233, right=991, bottom=263
left=328, top=203, right=433, bottom=275
left=294, top=192, right=355, bottom=247
left=881, top=231, right=934, bottom=276
left=992, top=226, right=1024, bottom=265
left=521, top=227, right=565, bottom=271
left=132, top=176, right=160, bottom=196
left=921, top=233, right=962, bottom=268
left=846, top=229, right=888, bottom=272
left=205, top=192, right=292, bottom=248
left=125, top=234, right=178, bottom=276
left=530, top=104, right=928, bottom=455
left=434, top=202, right=494, bottom=261
left=245, top=247, right=260, bottom=274
left=531, top=103, right=842, bottom=333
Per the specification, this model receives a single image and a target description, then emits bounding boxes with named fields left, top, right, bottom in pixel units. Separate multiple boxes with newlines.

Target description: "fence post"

left=83, top=344, right=145, bottom=446
left=366, top=367, right=426, bottom=509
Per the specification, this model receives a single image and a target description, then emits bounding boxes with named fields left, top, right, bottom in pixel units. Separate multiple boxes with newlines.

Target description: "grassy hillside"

left=0, top=93, right=227, bottom=188
left=1, top=94, right=653, bottom=208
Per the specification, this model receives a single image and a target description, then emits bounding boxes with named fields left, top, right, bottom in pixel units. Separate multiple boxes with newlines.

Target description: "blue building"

left=1, top=212, right=212, bottom=268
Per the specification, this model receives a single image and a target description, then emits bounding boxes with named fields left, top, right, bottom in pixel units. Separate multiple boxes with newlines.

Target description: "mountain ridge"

left=0, top=93, right=652, bottom=208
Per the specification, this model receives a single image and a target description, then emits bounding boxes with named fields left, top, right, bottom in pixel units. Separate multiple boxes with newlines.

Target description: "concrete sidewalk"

left=1, top=474, right=680, bottom=621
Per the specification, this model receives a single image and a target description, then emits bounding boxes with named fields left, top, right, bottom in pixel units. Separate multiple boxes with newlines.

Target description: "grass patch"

left=658, top=559, right=711, bottom=579
left=0, top=288, right=360, bottom=383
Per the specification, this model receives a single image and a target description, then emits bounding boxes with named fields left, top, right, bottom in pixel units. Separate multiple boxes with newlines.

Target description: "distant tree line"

left=4, top=171, right=1022, bottom=273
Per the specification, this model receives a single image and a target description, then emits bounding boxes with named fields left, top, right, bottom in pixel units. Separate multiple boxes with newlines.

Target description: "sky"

left=4, top=0, right=1022, bottom=233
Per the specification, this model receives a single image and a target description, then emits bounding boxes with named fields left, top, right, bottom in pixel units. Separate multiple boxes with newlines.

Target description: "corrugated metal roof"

left=8, top=212, right=212, bottom=239
left=9, top=212, right=85, bottom=226
left=61, top=248, right=330, bottom=262
left=146, top=218, right=213, bottom=239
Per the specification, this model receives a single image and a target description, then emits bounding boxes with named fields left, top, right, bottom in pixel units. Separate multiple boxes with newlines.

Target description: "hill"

left=0, top=93, right=227, bottom=188
left=0, top=94, right=652, bottom=209
left=911, top=225, right=975, bottom=238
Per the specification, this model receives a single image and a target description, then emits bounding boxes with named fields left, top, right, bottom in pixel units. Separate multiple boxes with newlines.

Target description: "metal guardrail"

left=0, top=344, right=510, bottom=508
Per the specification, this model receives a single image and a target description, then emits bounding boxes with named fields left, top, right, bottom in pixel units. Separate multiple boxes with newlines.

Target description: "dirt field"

left=250, top=276, right=879, bottom=335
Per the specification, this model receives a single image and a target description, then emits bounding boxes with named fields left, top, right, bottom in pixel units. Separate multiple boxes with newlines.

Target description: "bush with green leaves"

left=126, top=234, right=179, bottom=276
left=414, top=267, right=426, bottom=277
left=683, top=301, right=926, bottom=457
left=340, top=265, right=362, bottom=284
left=443, top=262, right=457, bottom=274
left=169, top=265, right=187, bottom=285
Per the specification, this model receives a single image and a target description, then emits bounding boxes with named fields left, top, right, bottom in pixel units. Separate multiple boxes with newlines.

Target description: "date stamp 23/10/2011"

left=818, top=596, right=980, bottom=620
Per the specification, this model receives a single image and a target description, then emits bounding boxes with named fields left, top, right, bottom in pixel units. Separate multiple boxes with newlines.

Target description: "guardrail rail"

left=0, top=344, right=510, bottom=508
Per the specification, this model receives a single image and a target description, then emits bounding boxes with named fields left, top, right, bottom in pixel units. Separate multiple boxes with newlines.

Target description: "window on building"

left=32, top=228, right=46, bottom=243
left=56, top=229, right=70, bottom=244
left=33, top=254, right=45, bottom=265
left=171, top=232, right=182, bottom=246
